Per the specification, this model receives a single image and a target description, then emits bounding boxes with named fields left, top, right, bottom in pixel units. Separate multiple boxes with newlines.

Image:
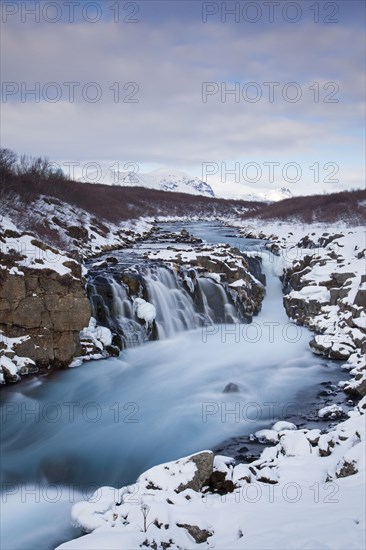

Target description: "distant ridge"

left=80, top=167, right=215, bottom=198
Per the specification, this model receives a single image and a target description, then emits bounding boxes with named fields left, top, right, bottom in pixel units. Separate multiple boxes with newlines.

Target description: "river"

left=0, top=222, right=345, bottom=550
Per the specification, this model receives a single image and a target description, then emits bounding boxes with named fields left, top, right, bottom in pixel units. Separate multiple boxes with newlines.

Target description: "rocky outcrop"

left=0, top=263, right=91, bottom=382
left=279, top=231, right=365, bottom=400
left=187, top=247, right=265, bottom=319
left=176, top=523, right=213, bottom=543
left=176, top=451, right=214, bottom=493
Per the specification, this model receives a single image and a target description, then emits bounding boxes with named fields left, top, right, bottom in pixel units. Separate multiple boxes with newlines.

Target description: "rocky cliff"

left=0, top=226, right=91, bottom=383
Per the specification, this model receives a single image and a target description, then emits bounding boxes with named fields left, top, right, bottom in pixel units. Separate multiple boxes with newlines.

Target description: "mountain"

left=80, top=168, right=215, bottom=198
left=212, top=185, right=293, bottom=202
left=80, top=166, right=294, bottom=202
left=262, top=187, right=293, bottom=201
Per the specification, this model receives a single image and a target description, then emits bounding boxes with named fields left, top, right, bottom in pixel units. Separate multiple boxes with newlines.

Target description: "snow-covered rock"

left=318, top=404, right=345, bottom=420
left=57, top=401, right=366, bottom=549
left=134, top=298, right=156, bottom=327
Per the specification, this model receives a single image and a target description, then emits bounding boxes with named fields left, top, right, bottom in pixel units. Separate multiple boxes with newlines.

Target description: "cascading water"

left=87, top=263, right=242, bottom=346
left=143, top=265, right=201, bottom=338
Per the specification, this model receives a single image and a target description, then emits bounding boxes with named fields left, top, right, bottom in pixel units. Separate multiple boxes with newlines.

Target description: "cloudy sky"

left=1, top=0, right=365, bottom=197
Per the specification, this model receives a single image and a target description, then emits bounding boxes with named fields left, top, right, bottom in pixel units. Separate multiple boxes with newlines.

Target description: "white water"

left=89, top=263, right=240, bottom=344
left=0, top=223, right=341, bottom=550
left=144, top=266, right=200, bottom=337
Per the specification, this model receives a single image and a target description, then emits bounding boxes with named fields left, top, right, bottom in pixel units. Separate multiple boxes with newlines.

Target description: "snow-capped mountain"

left=81, top=168, right=215, bottom=198
left=80, top=166, right=294, bottom=202
left=264, top=187, right=293, bottom=201
left=212, top=186, right=293, bottom=202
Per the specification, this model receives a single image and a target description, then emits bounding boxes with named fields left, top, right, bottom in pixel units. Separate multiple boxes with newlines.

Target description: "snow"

left=0, top=331, right=35, bottom=383
left=353, top=316, right=366, bottom=329
left=318, top=404, right=344, bottom=419
left=1, top=210, right=365, bottom=547
left=0, top=228, right=77, bottom=276
left=279, top=431, right=312, bottom=457
left=272, top=421, right=297, bottom=431
left=290, top=285, right=331, bottom=303
left=229, top=278, right=247, bottom=288
left=211, top=182, right=293, bottom=202
left=0, top=355, right=18, bottom=376
left=134, top=298, right=156, bottom=326
left=255, top=429, right=280, bottom=443
left=79, top=167, right=215, bottom=197
left=56, top=403, right=366, bottom=550
left=77, top=318, right=113, bottom=363
left=204, top=272, right=221, bottom=283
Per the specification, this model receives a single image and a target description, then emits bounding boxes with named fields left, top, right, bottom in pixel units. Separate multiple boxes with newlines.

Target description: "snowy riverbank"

left=54, top=220, right=365, bottom=550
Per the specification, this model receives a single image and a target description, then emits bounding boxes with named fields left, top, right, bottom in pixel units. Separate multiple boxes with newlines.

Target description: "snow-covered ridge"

left=80, top=167, right=215, bottom=197
left=214, top=186, right=293, bottom=202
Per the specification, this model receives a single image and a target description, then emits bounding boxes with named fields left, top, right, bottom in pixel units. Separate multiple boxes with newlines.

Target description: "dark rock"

left=203, top=470, right=236, bottom=495
left=112, top=333, right=123, bottom=350
left=121, top=272, right=142, bottom=296
left=344, top=379, right=366, bottom=398
left=297, top=236, right=317, bottom=248
left=105, top=345, right=120, bottom=357
left=329, top=287, right=350, bottom=305
left=318, top=233, right=344, bottom=247
left=106, top=256, right=118, bottom=265
left=176, top=524, right=213, bottom=543
left=354, top=288, right=366, bottom=308
left=176, top=451, right=214, bottom=493
left=223, top=382, right=240, bottom=393
left=336, top=459, right=358, bottom=478
left=66, top=225, right=89, bottom=241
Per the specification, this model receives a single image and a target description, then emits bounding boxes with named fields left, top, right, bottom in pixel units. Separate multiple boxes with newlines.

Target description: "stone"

left=176, top=451, right=214, bottom=493
left=336, top=459, right=358, bottom=478
left=203, top=470, right=236, bottom=494
left=318, top=404, right=345, bottom=420
left=354, top=288, right=366, bottom=308
left=66, top=225, right=89, bottom=240
left=344, top=378, right=366, bottom=398
left=176, top=524, right=213, bottom=543
left=223, top=382, right=240, bottom=393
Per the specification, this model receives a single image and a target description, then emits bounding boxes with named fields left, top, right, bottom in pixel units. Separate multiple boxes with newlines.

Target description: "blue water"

left=0, top=222, right=342, bottom=550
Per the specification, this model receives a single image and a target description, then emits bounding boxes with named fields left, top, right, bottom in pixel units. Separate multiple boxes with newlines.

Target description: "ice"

left=134, top=297, right=156, bottom=326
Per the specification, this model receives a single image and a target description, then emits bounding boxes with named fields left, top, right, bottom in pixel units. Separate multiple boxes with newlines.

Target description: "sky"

left=1, top=0, right=365, bottom=198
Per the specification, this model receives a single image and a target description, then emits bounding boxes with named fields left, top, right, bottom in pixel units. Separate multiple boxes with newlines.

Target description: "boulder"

left=177, top=451, right=214, bottom=493
left=354, top=288, right=366, bottom=308
left=176, top=524, right=213, bottom=543
left=223, top=382, right=240, bottom=393
left=203, top=470, right=236, bottom=494
left=138, top=451, right=214, bottom=494
left=336, top=458, right=358, bottom=478
left=318, top=404, right=345, bottom=420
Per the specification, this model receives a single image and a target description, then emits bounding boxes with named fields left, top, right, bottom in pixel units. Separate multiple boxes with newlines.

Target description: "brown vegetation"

left=253, top=189, right=366, bottom=225
left=1, top=148, right=364, bottom=226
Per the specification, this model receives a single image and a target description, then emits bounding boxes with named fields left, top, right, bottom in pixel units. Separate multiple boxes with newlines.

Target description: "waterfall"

left=143, top=266, right=201, bottom=338
left=87, top=263, right=242, bottom=347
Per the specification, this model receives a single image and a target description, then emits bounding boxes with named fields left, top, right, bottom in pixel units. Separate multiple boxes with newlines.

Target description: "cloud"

left=1, top=12, right=364, bottom=195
